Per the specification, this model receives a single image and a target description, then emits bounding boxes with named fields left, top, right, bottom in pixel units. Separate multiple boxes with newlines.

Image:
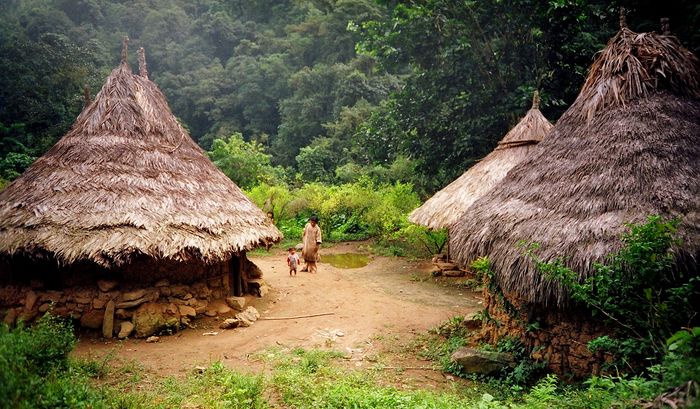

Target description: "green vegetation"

left=3, top=317, right=697, bottom=408
left=245, top=178, right=441, bottom=257
left=2, top=1, right=698, bottom=195
left=536, top=216, right=700, bottom=372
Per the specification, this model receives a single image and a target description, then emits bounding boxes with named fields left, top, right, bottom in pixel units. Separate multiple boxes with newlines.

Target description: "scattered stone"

left=118, top=321, right=134, bottom=339
left=159, top=286, right=172, bottom=297
left=225, top=296, right=246, bottom=311
left=146, top=336, right=160, bottom=343
left=80, top=309, right=105, bottom=329
left=219, top=318, right=240, bottom=329
left=443, top=270, right=466, bottom=278
left=122, top=289, right=147, bottom=302
left=102, top=300, right=115, bottom=339
left=154, top=279, right=169, bottom=287
left=178, top=305, right=197, bottom=318
left=235, top=306, right=260, bottom=327
left=182, top=293, right=193, bottom=300
left=204, top=310, right=217, bottom=317
left=450, top=347, right=514, bottom=375
left=202, top=332, right=218, bottom=336
left=295, top=243, right=304, bottom=251
left=430, top=266, right=442, bottom=277
left=24, top=290, right=38, bottom=311
left=38, top=303, right=51, bottom=313
left=97, top=280, right=119, bottom=292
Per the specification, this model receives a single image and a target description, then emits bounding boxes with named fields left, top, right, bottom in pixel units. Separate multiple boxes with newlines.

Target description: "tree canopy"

left=0, top=0, right=697, bottom=194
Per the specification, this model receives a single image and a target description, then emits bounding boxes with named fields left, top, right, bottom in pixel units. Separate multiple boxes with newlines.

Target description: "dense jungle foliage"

left=1, top=0, right=699, bottom=196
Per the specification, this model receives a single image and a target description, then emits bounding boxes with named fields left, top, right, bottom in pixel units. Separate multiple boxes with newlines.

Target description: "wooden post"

left=229, top=255, right=243, bottom=297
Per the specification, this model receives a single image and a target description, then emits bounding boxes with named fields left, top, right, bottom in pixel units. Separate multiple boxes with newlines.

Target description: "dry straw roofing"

left=409, top=92, right=553, bottom=230
left=0, top=40, right=281, bottom=267
left=450, top=23, right=700, bottom=307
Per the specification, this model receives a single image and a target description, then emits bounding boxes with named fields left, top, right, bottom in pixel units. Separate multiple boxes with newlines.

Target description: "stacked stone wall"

left=478, top=287, right=610, bottom=379
left=0, top=253, right=269, bottom=339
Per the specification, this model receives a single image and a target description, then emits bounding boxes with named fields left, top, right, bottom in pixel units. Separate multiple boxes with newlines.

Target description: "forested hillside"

left=1, top=0, right=698, bottom=194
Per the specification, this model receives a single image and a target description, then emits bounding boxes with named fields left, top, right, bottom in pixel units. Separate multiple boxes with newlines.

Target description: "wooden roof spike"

left=138, top=47, right=148, bottom=79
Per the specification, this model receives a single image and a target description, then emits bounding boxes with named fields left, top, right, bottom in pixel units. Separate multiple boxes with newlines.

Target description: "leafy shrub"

left=0, top=314, right=109, bottom=408
left=209, top=133, right=285, bottom=189
left=245, top=179, right=422, bottom=248
left=537, top=216, right=699, bottom=370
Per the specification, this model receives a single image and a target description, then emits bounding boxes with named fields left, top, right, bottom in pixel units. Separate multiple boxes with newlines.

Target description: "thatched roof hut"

left=0, top=40, right=281, bottom=268
left=409, top=92, right=553, bottom=230
left=449, top=24, right=700, bottom=307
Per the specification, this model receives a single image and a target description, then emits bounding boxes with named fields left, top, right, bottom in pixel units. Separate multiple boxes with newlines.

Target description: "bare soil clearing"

left=75, top=242, right=482, bottom=385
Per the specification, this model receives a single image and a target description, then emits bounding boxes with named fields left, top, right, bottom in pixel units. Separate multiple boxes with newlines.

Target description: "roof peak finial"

left=619, top=7, right=627, bottom=29
left=83, top=84, right=91, bottom=107
left=138, top=47, right=149, bottom=79
left=532, top=90, right=540, bottom=109
left=661, top=17, right=670, bottom=35
left=121, top=36, right=129, bottom=64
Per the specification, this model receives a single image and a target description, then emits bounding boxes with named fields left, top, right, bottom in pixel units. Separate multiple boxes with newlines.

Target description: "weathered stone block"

left=118, top=321, right=134, bottom=339
left=219, top=318, right=240, bottom=329
left=225, top=296, right=246, bottom=311
left=450, top=347, right=514, bottom=375
left=178, top=305, right=196, bottom=318
left=443, top=270, right=465, bottom=277
left=97, top=280, right=119, bottom=292
left=102, top=301, right=115, bottom=339
left=80, top=309, right=105, bottom=329
left=24, top=290, right=38, bottom=311
left=132, top=302, right=180, bottom=338
left=122, top=289, right=147, bottom=302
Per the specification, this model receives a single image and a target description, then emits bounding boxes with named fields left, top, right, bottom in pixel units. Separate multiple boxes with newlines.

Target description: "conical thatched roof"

left=0, top=41, right=281, bottom=267
left=409, top=92, right=553, bottom=230
left=449, top=24, right=700, bottom=307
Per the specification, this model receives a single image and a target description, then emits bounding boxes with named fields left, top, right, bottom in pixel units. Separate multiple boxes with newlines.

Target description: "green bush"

left=245, top=179, right=422, bottom=248
left=0, top=314, right=109, bottom=409
left=537, top=216, right=699, bottom=371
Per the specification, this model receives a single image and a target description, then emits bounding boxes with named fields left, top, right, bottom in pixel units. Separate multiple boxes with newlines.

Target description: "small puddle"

left=322, top=253, right=369, bottom=269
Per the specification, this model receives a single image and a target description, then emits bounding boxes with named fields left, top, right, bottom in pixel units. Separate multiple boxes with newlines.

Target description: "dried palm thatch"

left=409, top=92, right=553, bottom=230
left=0, top=41, right=281, bottom=267
left=449, top=25, right=700, bottom=307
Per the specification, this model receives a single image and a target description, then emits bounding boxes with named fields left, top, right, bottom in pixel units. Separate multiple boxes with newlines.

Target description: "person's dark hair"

left=288, top=247, right=294, bottom=251
left=309, top=215, right=318, bottom=222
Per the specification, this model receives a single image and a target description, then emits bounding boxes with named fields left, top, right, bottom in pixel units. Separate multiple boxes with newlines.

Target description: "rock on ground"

left=450, top=347, right=514, bottom=375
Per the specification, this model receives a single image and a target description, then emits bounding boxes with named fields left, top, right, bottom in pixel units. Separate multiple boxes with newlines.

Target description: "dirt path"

left=75, top=242, right=482, bottom=380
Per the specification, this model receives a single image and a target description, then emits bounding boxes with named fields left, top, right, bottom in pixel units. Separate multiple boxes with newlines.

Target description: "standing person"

left=287, top=247, right=300, bottom=276
left=301, top=216, right=322, bottom=273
